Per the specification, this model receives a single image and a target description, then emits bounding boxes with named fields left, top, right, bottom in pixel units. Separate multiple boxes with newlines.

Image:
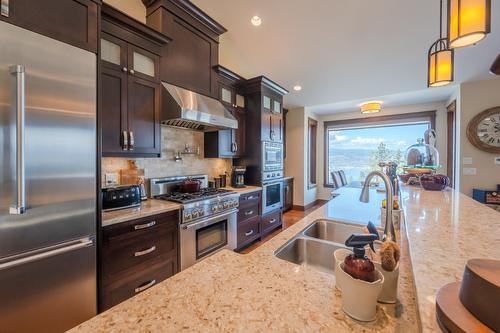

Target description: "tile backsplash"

left=102, top=126, right=232, bottom=186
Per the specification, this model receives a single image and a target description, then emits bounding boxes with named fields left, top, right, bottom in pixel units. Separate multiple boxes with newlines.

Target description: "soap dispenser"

left=336, top=233, right=384, bottom=322
left=343, top=234, right=378, bottom=282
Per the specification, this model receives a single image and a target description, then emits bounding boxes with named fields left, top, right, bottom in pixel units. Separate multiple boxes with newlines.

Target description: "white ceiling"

left=191, top=0, right=500, bottom=112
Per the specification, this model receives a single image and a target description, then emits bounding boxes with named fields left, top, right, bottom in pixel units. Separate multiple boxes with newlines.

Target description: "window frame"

left=323, top=111, right=436, bottom=188
left=307, top=118, right=318, bottom=189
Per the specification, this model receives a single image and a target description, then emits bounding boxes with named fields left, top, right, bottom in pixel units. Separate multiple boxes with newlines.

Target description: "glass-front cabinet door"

left=100, top=33, right=127, bottom=72
left=128, top=44, right=159, bottom=82
left=273, top=100, right=282, bottom=114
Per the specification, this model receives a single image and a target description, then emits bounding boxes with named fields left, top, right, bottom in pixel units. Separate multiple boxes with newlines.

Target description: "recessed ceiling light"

left=359, top=101, right=383, bottom=114
left=251, top=16, right=262, bottom=26
left=293, top=85, right=302, bottom=91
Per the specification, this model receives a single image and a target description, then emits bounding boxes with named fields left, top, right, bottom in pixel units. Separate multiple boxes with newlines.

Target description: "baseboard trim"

left=292, top=199, right=328, bottom=211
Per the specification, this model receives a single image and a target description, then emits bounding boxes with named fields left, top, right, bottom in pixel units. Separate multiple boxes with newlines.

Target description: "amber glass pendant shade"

left=448, top=0, right=491, bottom=48
left=428, top=38, right=454, bottom=87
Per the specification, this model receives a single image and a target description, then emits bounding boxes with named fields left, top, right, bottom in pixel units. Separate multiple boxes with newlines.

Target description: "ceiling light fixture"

left=293, top=85, right=302, bottom=91
left=360, top=101, right=383, bottom=114
left=251, top=15, right=262, bottom=26
left=448, top=0, right=491, bottom=48
left=428, top=0, right=454, bottom=87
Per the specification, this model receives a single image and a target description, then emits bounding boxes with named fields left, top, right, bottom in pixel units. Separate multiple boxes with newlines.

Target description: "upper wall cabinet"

left=0, top=0, right=99, bottom=52
left=100, top=4, right=169, bottom=157
left=143, top=0, right=227, bottom=98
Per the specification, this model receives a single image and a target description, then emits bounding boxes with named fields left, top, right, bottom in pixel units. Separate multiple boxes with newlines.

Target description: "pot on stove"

left=179, top=178, right=202, bottom=193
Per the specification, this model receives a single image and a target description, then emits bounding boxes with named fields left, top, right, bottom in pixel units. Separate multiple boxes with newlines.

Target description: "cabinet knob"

left=130, top=69, right=135, bottom=75
left=122, top=67, right=128, bottom=72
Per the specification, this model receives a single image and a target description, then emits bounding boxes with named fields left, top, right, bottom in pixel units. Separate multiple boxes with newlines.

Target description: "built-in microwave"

left=262, top=180, right=283, bottom=214
left=262, top=141, right=283, bottom=172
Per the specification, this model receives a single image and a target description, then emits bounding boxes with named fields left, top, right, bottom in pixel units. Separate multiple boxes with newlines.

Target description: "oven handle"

left=182, top=209, right=238, bottom=230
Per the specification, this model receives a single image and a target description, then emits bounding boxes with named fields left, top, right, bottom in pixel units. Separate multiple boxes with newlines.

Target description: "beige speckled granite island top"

left=72, top=186, right=420, bottom=333
left=399, top=184, right=500, bottom=333
left=102, top=199, right=181, bottom=227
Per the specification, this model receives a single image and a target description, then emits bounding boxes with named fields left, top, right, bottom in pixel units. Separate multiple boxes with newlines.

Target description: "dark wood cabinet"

left=205, top=65, right=247, bottom=158
left=261, top=208, right=282, bottom=236
left=283, top=177, right=294, bottom=212
left=235, top=190, right=262, bottom=250
left=100, top=4, right=169, bottom=157
left=144, top=0, right=226, bottom=98
left=0, top=0, right=99, bottom=53
left=100, top=210, right=179, bottom=311
left=262, top=93, right=283, bottom=143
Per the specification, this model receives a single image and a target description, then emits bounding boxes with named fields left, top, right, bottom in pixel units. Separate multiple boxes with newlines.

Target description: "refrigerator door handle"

left=9, top=65, right=26, bottom=215
left=0, top=237, right=94, bottom=271
left=1, top=0, right=8, bottom=17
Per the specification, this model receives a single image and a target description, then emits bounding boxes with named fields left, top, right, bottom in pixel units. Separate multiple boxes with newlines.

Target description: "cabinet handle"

left=1, top=0, right=9, bottom=17
left=130, top=69, right=135, bottom=75
left=234, top=142, right=238, bottom=153
left=244, top=210, right=254, bottom=216
left=9, top=65, right=26, bottom=215
left=135, top=279, right=156, bottom=293
left=134, top=245, right=157, bottom=257
left=134, top=221, right=156, bottom=230
left=269, top=218, right=277, bottom=224
left=128, top=131, right=134, bottom=151
left=245, top=230, right=254, bottom=237
left=122, top=131, right=128, bottom=150
left=122, top=67, right=128, bottom=73
left=246, top=195, right=256, bottom=200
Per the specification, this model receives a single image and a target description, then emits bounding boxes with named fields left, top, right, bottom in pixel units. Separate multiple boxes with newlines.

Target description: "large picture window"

left=324, top=111, right=436, bottom=187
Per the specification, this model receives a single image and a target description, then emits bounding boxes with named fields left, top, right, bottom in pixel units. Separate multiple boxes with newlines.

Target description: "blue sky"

left=328, top=123, right=430, bottom=151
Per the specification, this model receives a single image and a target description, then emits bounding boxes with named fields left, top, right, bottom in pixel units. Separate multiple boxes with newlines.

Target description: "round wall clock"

left=466, top=107, right=500, bottom=154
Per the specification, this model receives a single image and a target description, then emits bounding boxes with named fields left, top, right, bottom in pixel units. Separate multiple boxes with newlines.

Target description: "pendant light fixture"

left=428, top=0, right=454, bottom=87
left=448, top=0, right=491, bottom=48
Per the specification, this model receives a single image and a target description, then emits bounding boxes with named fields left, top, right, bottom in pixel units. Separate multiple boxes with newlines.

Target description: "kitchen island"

left=69, top=185, right=500, bottom=332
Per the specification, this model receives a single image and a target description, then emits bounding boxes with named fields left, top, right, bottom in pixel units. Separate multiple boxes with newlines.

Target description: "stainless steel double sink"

left=273, top=219, right=368, bottom=275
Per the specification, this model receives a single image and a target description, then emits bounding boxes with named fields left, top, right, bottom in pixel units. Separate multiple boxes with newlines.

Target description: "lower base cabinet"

left=236, top=190, right=262, bottom=250
left=99, top=210, right=179, bottom=311
left=261, top=208, right=282, bottom=236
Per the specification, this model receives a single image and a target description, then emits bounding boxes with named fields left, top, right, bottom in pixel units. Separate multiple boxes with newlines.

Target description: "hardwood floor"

left=239, top=201, right=326, bottom=254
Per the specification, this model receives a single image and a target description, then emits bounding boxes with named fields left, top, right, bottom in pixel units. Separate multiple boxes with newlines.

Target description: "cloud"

left=351, top=137, right=385, bottom=145
left=331, top=134, right=349, bottom=142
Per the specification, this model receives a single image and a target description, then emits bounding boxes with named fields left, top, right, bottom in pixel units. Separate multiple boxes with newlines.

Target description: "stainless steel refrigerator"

left=0, top=21, right=97, bottom=332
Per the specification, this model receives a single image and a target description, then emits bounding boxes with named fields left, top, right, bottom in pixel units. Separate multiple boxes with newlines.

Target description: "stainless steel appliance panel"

left=0, top=21, right=96, bottom=258
left=262, top=180, right=283, bottom=214
left=179, top=210, right=237, bottom=270
left=0, top=238, right=96, bottom=333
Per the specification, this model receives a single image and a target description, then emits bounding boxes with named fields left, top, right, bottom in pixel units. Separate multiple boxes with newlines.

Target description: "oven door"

left=262, top=181, right=283, bottom=214
left=179, top=210, right=237, bottom=271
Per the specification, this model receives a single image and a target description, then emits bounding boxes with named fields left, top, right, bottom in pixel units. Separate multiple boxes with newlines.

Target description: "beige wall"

left=457, top=77, right=500, bottom=196
left=103, top=0, right=146, bottom=22
left=284, top=107, right=319, bottom=207
left=102, top=126, right=232, bottom=186
left=315, top=101, right=448, bottom=200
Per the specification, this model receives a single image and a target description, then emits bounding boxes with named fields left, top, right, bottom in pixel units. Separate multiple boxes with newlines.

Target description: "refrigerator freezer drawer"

left=0, top=238, right=96, bottom=333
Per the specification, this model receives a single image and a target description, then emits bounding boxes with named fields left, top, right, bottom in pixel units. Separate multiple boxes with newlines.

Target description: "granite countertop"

left=399, top=184, right=500, bottom=332
left=71, top=186, right=419, bottom=332
left=221, top=185, right=262, bottom=195
left=102, top=199, right=181, bottom=227
left=283, top=176, right=294, bottom=181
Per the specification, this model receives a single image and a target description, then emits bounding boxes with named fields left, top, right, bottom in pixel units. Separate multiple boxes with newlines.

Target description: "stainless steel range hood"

left=160, top=82, right=238, bottom=131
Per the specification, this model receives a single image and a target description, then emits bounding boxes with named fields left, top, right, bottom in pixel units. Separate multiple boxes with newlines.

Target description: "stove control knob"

left=199, top=210, right=205, bottom=217
left=223, top=202, right=229, bottom=208
left=192, top=211, right=199, bottom=218
left=184, top=212, right=192, bottom=221
left=218, top=204, right=223, bottom=210
left=211, top=205, right=218, bottom=212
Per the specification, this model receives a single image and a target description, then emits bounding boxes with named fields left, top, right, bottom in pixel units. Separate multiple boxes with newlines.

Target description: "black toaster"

left=102, top=185, right=141, bottom=211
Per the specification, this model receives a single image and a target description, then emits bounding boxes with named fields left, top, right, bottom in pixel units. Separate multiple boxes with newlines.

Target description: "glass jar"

left=404, top=138, right=440, bottom=169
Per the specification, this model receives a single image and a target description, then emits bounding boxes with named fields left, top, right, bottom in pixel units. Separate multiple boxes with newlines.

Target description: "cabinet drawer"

left=261, top=209, right=282, bottom=233
left=238, top=203, right=259, bottom=223
left=101, top=255, right=175, bottom=310
left=237, top=216, right=260, bottom=248
left=102, top=222, right=177, bottom=277
left=239, top=190, right=261, bottom=208
left=103, top=211, right=179, bottom=238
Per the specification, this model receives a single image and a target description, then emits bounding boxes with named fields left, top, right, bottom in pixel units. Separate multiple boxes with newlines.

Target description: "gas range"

left=149, top=175, right=239, bottom=224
